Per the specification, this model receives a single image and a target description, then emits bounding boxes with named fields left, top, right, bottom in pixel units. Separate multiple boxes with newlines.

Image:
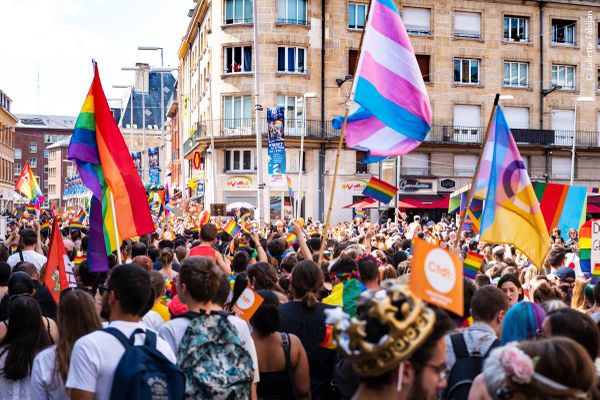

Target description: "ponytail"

left=302, top=291, right=318, bottom=310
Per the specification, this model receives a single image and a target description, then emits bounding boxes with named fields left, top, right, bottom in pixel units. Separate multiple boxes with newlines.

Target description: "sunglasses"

left=97, top=283, right=112, bottom=296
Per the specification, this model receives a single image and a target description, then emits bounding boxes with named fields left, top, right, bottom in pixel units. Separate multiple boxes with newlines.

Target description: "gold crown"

left=326, top=280, right=436, bottom=377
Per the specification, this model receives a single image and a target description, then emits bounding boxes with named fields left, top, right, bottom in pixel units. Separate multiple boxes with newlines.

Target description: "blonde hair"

left=571, top=277, right=591, bottom=313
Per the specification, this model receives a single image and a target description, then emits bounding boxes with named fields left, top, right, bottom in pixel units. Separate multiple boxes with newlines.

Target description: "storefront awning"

left=397, top=195, right=449, bottom=209
left=343, top=198, right=379, bottom=209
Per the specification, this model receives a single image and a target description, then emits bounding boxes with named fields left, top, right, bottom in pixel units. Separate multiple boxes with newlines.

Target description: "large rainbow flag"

left=533, top=182, right=587, bottom=240
left=362, top=176, right=397, bottom=204
left=15, top=162, right=44, bottom=207
left=68, top=63, right=154, bottom=271
left=332, top=0, right=431, bottom=159
left=477, top=105, right=550, bottom=268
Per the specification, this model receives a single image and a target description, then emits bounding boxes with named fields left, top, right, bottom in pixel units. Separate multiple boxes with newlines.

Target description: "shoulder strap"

left=143, top=329, right=157, bottom=348
left=18, top=251, right=24, bottom=263
left=174, top=311, right=203, bottom=320
left=44, top=317, right=54, bottom=345
left=280, top=332, right=298, bottom=400
left=103, top=327, right=131, bottom=349
left=484, top=339, right=500, bottom=358
left=450, top=333, right=469, bottom=359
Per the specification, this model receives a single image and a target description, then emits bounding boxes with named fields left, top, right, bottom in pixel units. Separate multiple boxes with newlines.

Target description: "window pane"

left=552, top=66, right=557, bottom=83
left=243, top=47, right=252, bottom=71
left=298, top=0, right=306, bottom=23
left=225, top=48, right=232, bottom=73
left=288, top=0, right=297, bottom=21
left=567, top=67, right=574, bottom=87
left=233, top=151, right=240, bottom=170
left=278, top=0, right=286, bottom=20
left=503, top=63, right=510, bottom=85
left=298, top=48, right=305, bottom=72
left=357, top=5, right=366, bottom=27
left=348, top=4, right=356, bottom=27
left=243, top=96, right=252, bottom=119
left=234, top=0, right=243, bottom=21
left=471, top=60, right=478, bottom=83
left=277, top=47, right=285, bottom=71
left=243, top=150, right=251, bottom=170
left=519, top=64, right=527, bottom=86
left=234, top=96, right=242, bottom=120
left=461, top=59, right=469, bottom=82
left=234, top=47, right=242, bottom=72
left=511, top=63, right=518, bottom=85
left=225, top=150, right=231, bottom=170
left=224, top=97, right=233, bottom=121
left=276, top=95, right=285, bottom=107
left=244, top=0, right=252, bottom=22
left=558, top=66, right=565, bottom=83
left=226, top=0, right=233, bottom=23
left=453, top=59, right=460, bottom=82
left=503, top=17, right=509, bottom=39
left=288, top=47, right=295, bottom=72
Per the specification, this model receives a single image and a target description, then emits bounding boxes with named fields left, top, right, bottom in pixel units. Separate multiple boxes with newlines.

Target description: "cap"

left=167, top=294, right=188, bottom=317
left=8, top=271, right=34, bottom=297
left=555, top=267, right=575, bottom=281
left=492, top=245, right=505, bottom=256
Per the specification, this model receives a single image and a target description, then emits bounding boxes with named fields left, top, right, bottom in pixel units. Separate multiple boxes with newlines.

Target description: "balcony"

left=183, top=118, right=340, bottom=155
left=426, top=125, right=600, bottom=148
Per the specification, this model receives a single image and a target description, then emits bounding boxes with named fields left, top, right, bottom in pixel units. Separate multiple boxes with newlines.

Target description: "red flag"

left=45, top=216, right=69, bottom=303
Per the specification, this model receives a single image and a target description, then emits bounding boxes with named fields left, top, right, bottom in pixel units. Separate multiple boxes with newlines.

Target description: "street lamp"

left=138, top=46, right=163, bottom=67
left=296, top=92, right=317, bottom=219
left=123, top=65, right=149, bottom=181
left=571, top=96, right=594, bottom=185
left=112, top=85, right=134, bottom=152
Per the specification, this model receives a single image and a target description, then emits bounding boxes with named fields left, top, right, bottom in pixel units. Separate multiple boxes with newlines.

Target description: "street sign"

left=193, top=152, right=202, bottom=170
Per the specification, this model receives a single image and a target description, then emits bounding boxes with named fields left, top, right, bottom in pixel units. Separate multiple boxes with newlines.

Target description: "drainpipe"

left=539, top=1, right=545, bottom=130
left=318, top=0, right=326, bottom=221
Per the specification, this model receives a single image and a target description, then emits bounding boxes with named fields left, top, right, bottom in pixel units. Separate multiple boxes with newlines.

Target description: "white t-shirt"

left=32, top=345, right=68, bottom=400
left=142, top=310, right=165, bottom=331
left=158, top=314, right=260, bottom=383
left=65, top=320, right=176, bottom=400
left=7, top=249, right=47, bottom=272
left=0, top=351, right=31, bottom=400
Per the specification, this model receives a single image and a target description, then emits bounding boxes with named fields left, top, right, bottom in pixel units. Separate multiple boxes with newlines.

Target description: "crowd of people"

left=0, top=207, right=596, bottom=399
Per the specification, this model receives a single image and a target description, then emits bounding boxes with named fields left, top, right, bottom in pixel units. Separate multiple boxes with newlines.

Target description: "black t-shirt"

left=279, top=301, right=336, bottom=400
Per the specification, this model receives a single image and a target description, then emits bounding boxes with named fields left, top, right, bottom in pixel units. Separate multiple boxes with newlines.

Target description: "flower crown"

left=488, top=343, right=589, bottom=399
left=325, top=280, right=435, bottom=377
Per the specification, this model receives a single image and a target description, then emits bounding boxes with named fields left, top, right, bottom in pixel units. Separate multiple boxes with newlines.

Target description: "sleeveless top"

left=257, top=332, right=295, bottom=400
left=189, top=245, right=217, bottom=260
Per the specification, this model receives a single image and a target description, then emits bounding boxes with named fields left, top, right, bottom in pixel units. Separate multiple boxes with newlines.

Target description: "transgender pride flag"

left=333, top=0, right=431, bottom=158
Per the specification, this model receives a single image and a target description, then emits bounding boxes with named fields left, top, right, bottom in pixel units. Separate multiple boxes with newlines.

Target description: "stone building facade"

left=0, top=91, right=16, bottom=210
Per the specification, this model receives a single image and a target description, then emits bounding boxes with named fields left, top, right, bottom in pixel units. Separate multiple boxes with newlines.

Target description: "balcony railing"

left=426, top=125, right=600, bottom=148
left=183, top=118, right=340, bottom=155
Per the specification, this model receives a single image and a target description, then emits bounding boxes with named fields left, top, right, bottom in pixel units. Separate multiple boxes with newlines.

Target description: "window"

left=225, top=0, right=252, bottom=24
left=276, top=95, right=304, bottom=131
left=67, top=165, right=75, bottom=177
left=286, top=150, right=306, bottom=172
left=453, top=58, right=480, bottom=84
left=454, top=155, right=478, bottom=176
left=552, top=65, right=575, bottom=90
left=44, top=150, right=49, bottom=158
left=401, top=153, right=429, bottom=176
left=504, top=16, right=529, bottom=41
left=49, top=168, right=56, bottom=178
left=223, top=96, right=252, bottom=129
left=29, top=142, right=37, bottom=153
left=402, top=7, right=431, bottom=35
left=49, top=150, right=56, bottom=161
left=551, top=109, right=575, bottom=146
left=43, top=166, right=48, bottom=174
left=44, top=180, right=48, bottom=188
left=14, top=148, right=21, bottom=160
left=348, top=49, right=360, bottom=76
left=224, top=46, right=252, bottom=74
left=14, top=164, right=21, bottom=176
left=224, top=149, right=254, bottom=172
left=277, top=47, right=306, bottom=74
left=278, top=0, right=307, bottom=25
left=504, top=107, right=530, bottom=129
left=29, top=158, right=37, bottom=168
left=348, top=3, right=367, bottom=29
left=416, top=55, right=431, bottom=82
left=49, top=184, right=56, bottom=196
left=453, top=104, right=482, bottom=143
left=44, top=134, right=59, bottom=143
left=503, top=62, right=528, bottom=87
left=356, top=151, right=369, bottom=173
left=552, top=157, right=571, bottom=179
left=454, top=12, right=481, bottom=38
left=552, top=19, right=576, bottom=45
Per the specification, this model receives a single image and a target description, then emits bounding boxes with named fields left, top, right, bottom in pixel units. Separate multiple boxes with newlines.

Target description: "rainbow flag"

left=322, top=279, right=366, bottom=318
left=463, top=198, right=483, bottom=234
left=355, top=209, right=366, bottom=219
left=579, top=220, right=592, bottom=278
left=25, top=204, right=36, bottom=214
left=464, top=251, right=484, bottom=279
left=319, top=325, right=336, bottom=350
left=224, top=220, right=241, bottom=237
left=533, top=182, right=587, bottom=240
left=68, top=63, right=154, bottom=272
left=15, top=162, right=44, bottom=206
left=477, top=106, right=550, bottom=268
left=362, top=176, right=397, bottom=204
left=286, top=233, right=297, bottom=245
left=199, top=210, right=210, bottom=226
left=70, top=221, right=84, bottom=230
left=286, top=175, right=294, bottom=201
left=332, top=0, right=431, bottom=159
left=73, top=208, right=86, bottom=224
left=74, top=254, right=87, bottom=265
left=40, top=221, right=50, bottom=231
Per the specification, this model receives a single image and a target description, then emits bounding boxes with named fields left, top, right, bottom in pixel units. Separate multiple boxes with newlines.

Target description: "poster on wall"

left=131, top=152, right=142, bottom=179
left=148, top=147, right=160, bottom=186
left=267, top=107, right=286, bottom=175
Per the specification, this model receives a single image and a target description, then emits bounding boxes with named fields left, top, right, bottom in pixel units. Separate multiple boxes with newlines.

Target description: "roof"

left=16, top=114, right=76, bottom=130
left=46, top=136, right=71, bottom=149
left=120, top=71, right=176, bottom=130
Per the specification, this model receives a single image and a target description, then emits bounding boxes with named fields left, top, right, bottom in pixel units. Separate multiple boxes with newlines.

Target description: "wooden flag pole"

left=455, top=93, right=500, bottom=249
left=318, top=107, right=349, bottom=264
left=109, top=189, right=122, bottom=264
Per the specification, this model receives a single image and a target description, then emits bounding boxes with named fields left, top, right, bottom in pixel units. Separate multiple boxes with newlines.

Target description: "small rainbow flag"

left=580, top=220, right=592, bottom=278
left=74, top=255, right=87, bottom=265
left=362, top=177, right=397, bottom=204
left=286, top=175, right=294, bottom=201
left=40, top=221, right=50, bottom=231
left=464, top=251, right=484, bottom=279
left=286, top=233, right=297, bottom=245
left=199, top=210, right=210, bottom=226
left=25, top=204, right=36, bottom=214
left=70, top=221, right=84, bottom=230
left=9, top=245, right=17, bottom=255
left=593, top=264, right=600, bottom=285
left=319, top=324, right=336, bottom=350
left=224, top=220, right=241, bottom=237
left=355, top=209, right=366, bottom=219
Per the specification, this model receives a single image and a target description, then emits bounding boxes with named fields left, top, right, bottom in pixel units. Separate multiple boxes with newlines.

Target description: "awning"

left=397, top=194, right=449, bottom=209
left=343, top=198, right=379, bottom=209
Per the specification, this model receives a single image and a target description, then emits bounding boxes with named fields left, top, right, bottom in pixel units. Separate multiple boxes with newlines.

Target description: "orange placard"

left=232, top=287, right=264, bottom=321
left=410, top=238, right=463, bottom=316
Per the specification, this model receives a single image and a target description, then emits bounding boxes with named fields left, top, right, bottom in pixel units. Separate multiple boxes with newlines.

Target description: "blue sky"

left=0, top=0, right=191, bottom=116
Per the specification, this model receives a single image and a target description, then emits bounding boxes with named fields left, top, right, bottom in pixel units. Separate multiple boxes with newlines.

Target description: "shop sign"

left=440, top=179, right=456, bottom=190
left=398, top=179, right=436, bottom=194
left=225, top=176, right=253, bottom=189
left=341, top=178, right=369, bottom=194
left=192, top=152, right=202, bottom=170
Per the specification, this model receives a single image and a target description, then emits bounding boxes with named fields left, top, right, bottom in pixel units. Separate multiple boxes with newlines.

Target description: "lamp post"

left=252, top=0, right=264, bottom=224
left=571, top=96, right=594, bottom=185
left=122, top=65, right=149, bottom=181
left=296, top=92, right=317, bottom=219
left=112, top=85, right=134, bottom=152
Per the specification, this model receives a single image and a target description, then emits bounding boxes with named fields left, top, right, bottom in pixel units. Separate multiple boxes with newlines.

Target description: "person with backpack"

left=66, top=264, right=183, bottom=400
left=158, top=256, right=256, bottom=399
left=444, top=286, right=509, bottom=400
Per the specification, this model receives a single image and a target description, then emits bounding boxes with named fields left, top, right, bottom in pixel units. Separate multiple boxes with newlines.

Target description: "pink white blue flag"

left=332, top=0, right=432, bottom=160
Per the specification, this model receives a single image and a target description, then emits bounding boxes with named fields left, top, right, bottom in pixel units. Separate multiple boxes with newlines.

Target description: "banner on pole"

left=267, top=107, right=286, bottom=175
left=148, top=147, right=160, bottom=186
left=131, top=152, right=142, bottom=179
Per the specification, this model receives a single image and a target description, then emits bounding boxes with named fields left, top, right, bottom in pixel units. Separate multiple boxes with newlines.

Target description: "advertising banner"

left=131, top=151, right=142, bottom=179
left=267, top=107, right=286, bottom=175
left=148, top=147, right=160, bottom=186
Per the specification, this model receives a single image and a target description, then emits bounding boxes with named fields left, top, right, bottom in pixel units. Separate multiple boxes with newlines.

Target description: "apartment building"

left=0, top=91, right=16, bottom=211
left=179, top=0, right=600, bottom=223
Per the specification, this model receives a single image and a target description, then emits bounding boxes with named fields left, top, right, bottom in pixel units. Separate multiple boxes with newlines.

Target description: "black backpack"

left=103, top=327, right=185, bottom=400
left=443, top=333, right=499, bottom=400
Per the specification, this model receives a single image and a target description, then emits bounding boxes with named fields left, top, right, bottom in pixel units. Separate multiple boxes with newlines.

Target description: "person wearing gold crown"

left=326, top=279, right=454, bottom=400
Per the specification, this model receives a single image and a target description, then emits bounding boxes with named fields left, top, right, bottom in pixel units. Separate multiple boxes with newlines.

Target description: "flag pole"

left=454, top=93, right=500, bottom=249
left=109, top=190, right=122, bottom=264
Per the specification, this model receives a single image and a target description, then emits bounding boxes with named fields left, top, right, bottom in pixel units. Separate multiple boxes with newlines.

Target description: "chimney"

left=134, top=63, right=150, bottom=93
